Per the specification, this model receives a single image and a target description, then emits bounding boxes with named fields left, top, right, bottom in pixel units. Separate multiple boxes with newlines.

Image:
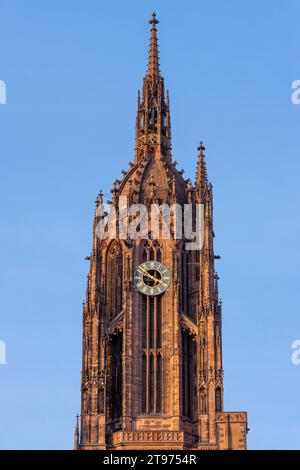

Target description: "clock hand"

left=147, top=271, right=164, bottom=285
left=140, top=268, right=162, bottom=285
left=141, top=269, right=157, bottom=282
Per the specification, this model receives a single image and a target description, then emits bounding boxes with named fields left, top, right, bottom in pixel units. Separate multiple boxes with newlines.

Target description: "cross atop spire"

left=147, top=12, right=160, bottom=76
left=149, top=11, right=158, bottom=27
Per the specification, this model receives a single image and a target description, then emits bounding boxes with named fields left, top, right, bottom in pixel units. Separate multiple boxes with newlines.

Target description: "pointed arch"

left=141, top=239, right=162, bottom=264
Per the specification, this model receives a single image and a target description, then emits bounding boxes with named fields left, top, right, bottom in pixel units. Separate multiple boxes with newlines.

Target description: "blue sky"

left=0, top=0, right=299, bottom=450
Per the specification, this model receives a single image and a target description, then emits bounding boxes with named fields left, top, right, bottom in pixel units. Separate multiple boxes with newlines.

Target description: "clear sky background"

left=0, top=0, right=299, bottom=450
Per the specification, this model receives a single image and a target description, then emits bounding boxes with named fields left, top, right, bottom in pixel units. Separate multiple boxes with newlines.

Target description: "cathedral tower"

left=76, top=13, right=248, bottom=450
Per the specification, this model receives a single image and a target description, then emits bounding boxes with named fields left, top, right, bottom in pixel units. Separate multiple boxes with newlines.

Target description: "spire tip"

left=198, top=141, right=206, bottom=157
left=149, top=11, right=159, bottom=26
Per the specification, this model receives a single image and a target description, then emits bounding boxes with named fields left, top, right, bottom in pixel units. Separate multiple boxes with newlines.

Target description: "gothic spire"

left=147, top=12, right=160, bottom=77
left=196, top=141, right=208, bottom=201
left=134, top=13, right=171, bottom=162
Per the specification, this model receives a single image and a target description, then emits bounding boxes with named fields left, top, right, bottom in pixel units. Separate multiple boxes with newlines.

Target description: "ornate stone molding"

left=216, top=412, right=247, bottom=423
left=199, top=368, right=223, bottom=387
left=112, top=431, right=197, bottom=445
left=137, top=134, right=158, bottom=147
left=82, top=368, right=105, bottom=389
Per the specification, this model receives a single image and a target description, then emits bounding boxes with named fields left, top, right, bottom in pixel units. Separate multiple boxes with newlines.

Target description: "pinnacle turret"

left=196, top=141, right=208, bottom=201
left=73, top=414, right=79, bottom=450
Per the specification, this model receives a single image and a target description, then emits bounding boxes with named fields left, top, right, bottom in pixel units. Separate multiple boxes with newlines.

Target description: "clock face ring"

left=134, top=261, right=170, bottom=296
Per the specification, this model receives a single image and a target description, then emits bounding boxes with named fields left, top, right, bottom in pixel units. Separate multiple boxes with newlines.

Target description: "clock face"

left=134, top=261, right=170, bottom=296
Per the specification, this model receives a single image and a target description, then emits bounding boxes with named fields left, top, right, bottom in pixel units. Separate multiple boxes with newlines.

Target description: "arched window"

left=142, top=353, right=147, bottom=413
left=149, top=247, right=155, bottom=260
left=156, top=353, right=162, bottom=413
left=110, top=332, right=123, bottom=420
left=182, top=330, right=195, bottom=418
left=149, top=353, right=155, bottom=413
left=157, top=295, right=162, bottom=348
left=181, top=253, right=185, bottom=310
left=149, top=297, right=154, bottom=348
left=215, top=387, right=222, bottom=412
left=107, top=242, right=123, bottom=320
left=186, top=252, right=190, bottom=315
left=181, top=251, right=192, bottom=317
left=141, top=243, right=163, bottom=415
left=141, top=294, right=163, bottom=415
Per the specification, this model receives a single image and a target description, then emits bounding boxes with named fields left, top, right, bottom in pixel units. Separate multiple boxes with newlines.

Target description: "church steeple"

left=77, top=13, right=248, bottom=452
left=135, top=13, right=171, bottom=163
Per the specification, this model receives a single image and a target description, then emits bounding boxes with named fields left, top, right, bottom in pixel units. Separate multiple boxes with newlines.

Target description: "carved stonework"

left=113, top=431, right=184, bottom=444
left=137, top=134, right=159, bottom=147
left=199, top=370, right=207, bottom=387
left=199, top=388, right=207, bottom=414
left=216, top=412, right=247, bottom=423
